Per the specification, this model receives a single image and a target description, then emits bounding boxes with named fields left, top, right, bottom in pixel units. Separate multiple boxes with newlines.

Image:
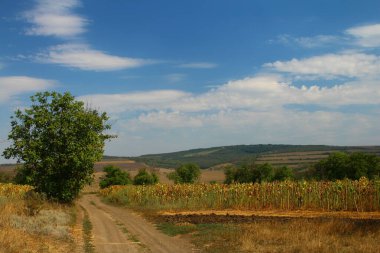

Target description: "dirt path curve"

left=79, top=194, right=195, bottom=253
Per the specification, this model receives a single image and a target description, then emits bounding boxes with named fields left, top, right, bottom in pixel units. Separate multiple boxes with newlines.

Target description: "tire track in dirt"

left=79, top=194, right=195, bottom=253
left=79, top=195, right=143, bottom=253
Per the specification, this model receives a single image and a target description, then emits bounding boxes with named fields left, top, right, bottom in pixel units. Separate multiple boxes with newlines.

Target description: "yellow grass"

left=160, top=209, right=380, bottom=220
left=0, top=183, right=78, bottom=253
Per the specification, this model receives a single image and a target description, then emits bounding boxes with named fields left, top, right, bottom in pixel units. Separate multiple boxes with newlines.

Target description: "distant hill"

left=129, top=144, right=380, bottom=169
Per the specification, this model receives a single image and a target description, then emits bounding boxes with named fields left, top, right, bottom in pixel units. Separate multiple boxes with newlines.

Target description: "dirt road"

left=79, top=194, right=195, bottom=253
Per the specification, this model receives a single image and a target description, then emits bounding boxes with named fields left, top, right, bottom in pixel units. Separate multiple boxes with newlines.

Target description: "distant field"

left=256, top=147, right=380, bottom=169
left=130, top=144, right=380, bottom=169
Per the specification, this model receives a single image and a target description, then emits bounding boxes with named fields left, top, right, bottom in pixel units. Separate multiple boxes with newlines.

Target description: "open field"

left=100, top=180, right=380, bottom=252
left=130, top=144, right=380, bottom=168
left=256, top=147, right=380, bottom=169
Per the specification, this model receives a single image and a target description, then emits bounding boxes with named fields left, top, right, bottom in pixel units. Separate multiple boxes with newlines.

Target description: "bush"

left=133, top=169, right=159, bottom=185
left=99, top=165, right=132, bottom=189
left=273, top=166, right=294, bottom=181
left=0, top=172, right=14, bottom=183
left=168, top=163, right=201, bottom=184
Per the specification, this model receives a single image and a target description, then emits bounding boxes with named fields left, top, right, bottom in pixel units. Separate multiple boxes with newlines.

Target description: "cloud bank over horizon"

left=1, top=1, right=379, bottom=160
left=77, top=22, right=380, bottom=155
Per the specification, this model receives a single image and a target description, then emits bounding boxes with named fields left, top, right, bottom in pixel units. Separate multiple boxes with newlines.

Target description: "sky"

left=1, top=0, right=380, bottom=162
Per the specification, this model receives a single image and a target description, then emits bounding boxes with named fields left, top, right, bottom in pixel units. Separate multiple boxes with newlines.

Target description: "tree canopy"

left=3, top=91, right=114, bottom=202
left=224, top=162, right=293, bottom=184
left=315, top=152, right=380, bottom=180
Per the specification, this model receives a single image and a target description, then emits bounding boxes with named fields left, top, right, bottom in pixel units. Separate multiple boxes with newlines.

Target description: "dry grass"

left=237, top=219, right=380, bottom=253
left=0, top=184, right=78, bottom=253
left=180, top=218, right=380, bottom=253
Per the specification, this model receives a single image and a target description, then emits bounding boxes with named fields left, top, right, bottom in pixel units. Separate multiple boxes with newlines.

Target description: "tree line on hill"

left=98, top=151, right=380, bottom=188
left=223, top=151, right=379, bottom=183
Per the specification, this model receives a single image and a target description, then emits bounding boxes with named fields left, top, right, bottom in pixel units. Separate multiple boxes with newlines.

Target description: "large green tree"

left=2, top=91, right=114, bottom=202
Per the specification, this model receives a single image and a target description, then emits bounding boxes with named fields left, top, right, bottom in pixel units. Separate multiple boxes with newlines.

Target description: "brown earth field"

left=156, top=210, right=380, bottom=224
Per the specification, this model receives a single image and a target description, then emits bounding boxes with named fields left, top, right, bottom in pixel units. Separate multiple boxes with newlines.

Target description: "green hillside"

left=130, top=144, right=380, bottom=169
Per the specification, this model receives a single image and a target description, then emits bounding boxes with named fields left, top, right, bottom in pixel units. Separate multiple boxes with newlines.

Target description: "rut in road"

left=79, top=194, right=196, bottom=253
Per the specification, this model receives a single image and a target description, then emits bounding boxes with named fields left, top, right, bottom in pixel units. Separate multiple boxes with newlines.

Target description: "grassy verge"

left=81, top=207, right=95, bottom=253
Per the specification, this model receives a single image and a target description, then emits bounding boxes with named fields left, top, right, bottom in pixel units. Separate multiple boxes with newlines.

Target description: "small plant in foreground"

left=167, top=163, right=201, bottom=184
left=133, top=169, right=159, bottom=185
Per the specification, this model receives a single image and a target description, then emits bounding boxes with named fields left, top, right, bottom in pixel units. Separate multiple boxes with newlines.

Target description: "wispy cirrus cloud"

left=0, top=76, right=55, bottom=103
left=346, top=23, right=380, bottom=48
left=23, top=0, right=87, bottom=38
left=36, top=44, right=153, bottom=71
left=274, top=23, right=380, bottom=49
left=178, top=62, right=218, bottom=69
left=165, top=73, right=186, bottom=82
left=274, top=34, right=341, bottom=48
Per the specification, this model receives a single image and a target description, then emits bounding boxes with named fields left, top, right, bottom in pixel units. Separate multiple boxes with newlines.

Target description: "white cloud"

left=0, top=76, right=55, bottom=103
left=79, top=74, right=380, bottom=117
left=79, top=73, right=380, bottom=155
left=37, top=44, right=152, bottom=71
left=346, top=23, right=380, bottom=47
left=24, top=0, right=87, bottom=38
left=179, top=62, right=218, bottom=69
left=264, top=53, right=380, bottom=79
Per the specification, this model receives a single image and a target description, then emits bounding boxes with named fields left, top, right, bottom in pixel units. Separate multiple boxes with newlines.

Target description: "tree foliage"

left=2, top=91, right=114, bottom=202
left=224, top=162, right=293, bottom=184
left=133, top=169, right=159, bottom=185
left=315, top=152, right=380, bottom=180
left=99, top=165, right=132, bottom=189
left=168, top=163, right=201, bottom=184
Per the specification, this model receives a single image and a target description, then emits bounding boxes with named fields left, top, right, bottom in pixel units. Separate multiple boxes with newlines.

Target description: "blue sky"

left=1, top=0, right=380, bottom=162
